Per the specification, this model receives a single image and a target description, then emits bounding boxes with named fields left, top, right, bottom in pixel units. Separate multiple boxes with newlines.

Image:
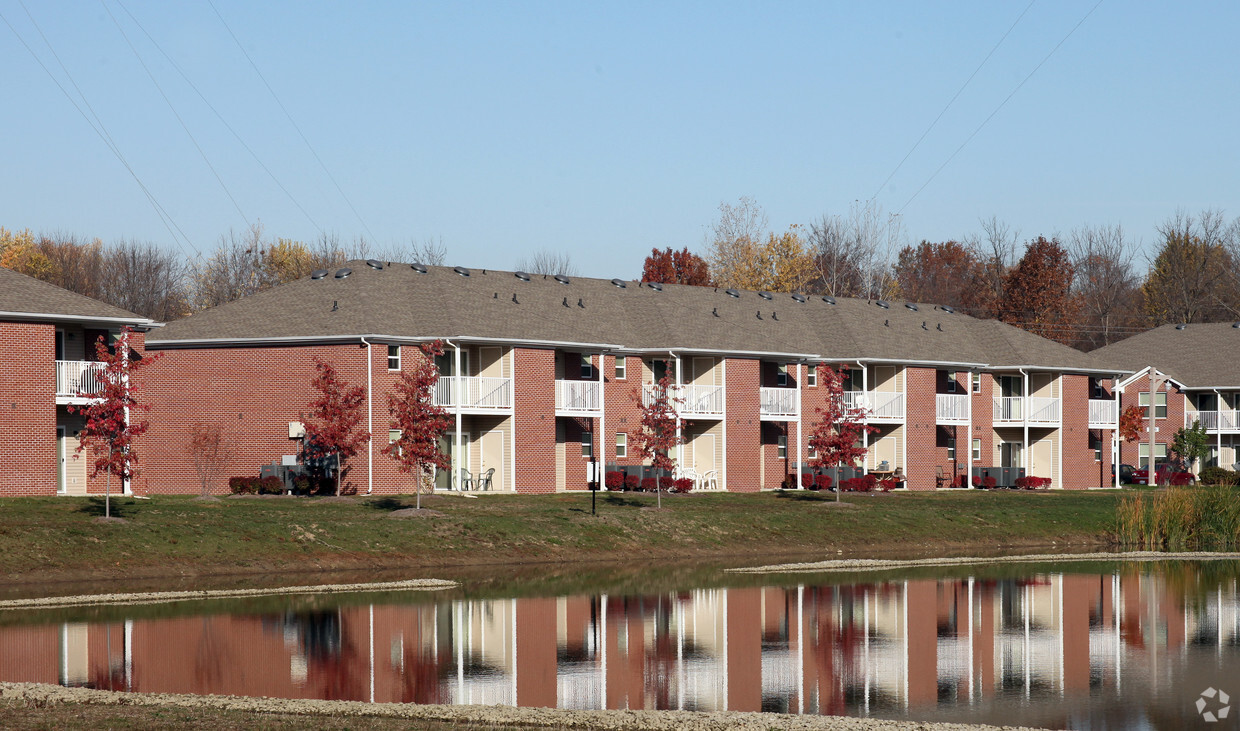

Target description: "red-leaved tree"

left=69, top=326, right=161, bottom=518
left=1000, top=236, right=1080, bottom=345
left=304, top=358, right=370, bottom=496
left=641, top=247, right=713, bottom=286
left=630, top=375, right=683, bottom=508
left=1119, top=404, right=1145, bottom=445
left=383, top=341, right=453, bottom=509
left=807, top=364, right=877, bottom=502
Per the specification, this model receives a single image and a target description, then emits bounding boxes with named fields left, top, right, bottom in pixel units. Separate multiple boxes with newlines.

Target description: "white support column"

left=1114, top=375, right=1122, bottom=488
left=965, top=370, right=973, bottom=488
left=599, top=353, right=606, bottom=480
left=721, top=359, right=728, bottom=492
left=365, top=338, right=373, bottom=494
left=454, top=342, right=463, bottom=490
left=674, top=353, right=682, bottom=470
left=796, top=362, right=803, bottom=489
left=1022, top=370, right=1030, bottom=474
left=860, top=363, right=869, bottom=468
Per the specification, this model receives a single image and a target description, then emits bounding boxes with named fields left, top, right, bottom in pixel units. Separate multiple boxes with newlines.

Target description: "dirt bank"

left=729, top=550, right=1240, bottom=574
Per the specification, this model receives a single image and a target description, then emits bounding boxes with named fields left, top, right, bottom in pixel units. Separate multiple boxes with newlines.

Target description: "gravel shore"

left=0, top=682, right=1049, bottom=731
left=727, top=550, right=1240, bottom=574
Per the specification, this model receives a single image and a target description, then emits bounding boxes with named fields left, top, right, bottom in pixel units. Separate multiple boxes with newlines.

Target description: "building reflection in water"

left=1, top=566, right=1238, bottom=724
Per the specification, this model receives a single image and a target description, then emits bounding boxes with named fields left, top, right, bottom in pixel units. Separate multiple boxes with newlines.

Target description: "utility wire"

left=102, top=1, right=253, bottom=229
left=871, top=0, right=1036, bottom=201
left=113, top=0, right=326, bottom=237
left=2, top=3, right=199, bottom=257
left=898, top=0, right=1105, bottom=215
left=207, top=0, right=379, bottom=244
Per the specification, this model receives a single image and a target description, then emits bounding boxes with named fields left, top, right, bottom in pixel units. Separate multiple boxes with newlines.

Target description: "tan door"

left=873, top=365, right=896, bottom=392
left=692, top=357, right=715, bottom=386
left=1030, top=438, right=1052, bottom=479
left=478, top=347, right=502, bottom=378
left=480, top=430, right=504, bottom=491
left=57, top=427, right=66, bottom=494
left=873, top=436, right=896, bottom=470
left=693, top=433, right=716, bottom=473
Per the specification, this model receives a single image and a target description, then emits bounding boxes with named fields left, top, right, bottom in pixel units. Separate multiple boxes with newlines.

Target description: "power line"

left=898, top=0, right=1106, bottom=215
left=113, top=0, right=326, bottom=237
left=102, top=1, right=253, bottom=229
left=2, top=3, right=199, bottom=257
left=871, top=0, right=1036, bottom=201
left=207, top=0, right=379, bottom=244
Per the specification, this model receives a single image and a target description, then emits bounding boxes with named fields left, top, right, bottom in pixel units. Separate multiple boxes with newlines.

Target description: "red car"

left=1130, top=462, right=1195, bottom=486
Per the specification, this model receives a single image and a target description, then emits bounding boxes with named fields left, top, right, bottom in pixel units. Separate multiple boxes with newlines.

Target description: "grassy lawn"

left=0, top=487, right=1135, bottom=587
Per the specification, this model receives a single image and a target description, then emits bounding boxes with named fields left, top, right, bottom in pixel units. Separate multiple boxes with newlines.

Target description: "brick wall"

left=0, top=321, right=56, bottom=496
left=904, top=367, right=938, bottom=491
left=1118, top=372, right=1187, bottom=467
left=512, top=347, right=556, bottom=494
left=1061, top=374, right=1113, bottom=489
left=724, top=358, right=761, bottom=492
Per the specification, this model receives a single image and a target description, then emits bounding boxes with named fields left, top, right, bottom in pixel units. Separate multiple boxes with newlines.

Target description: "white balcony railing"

left=433, top=376, right=512, bottom=411
left=843, top=390, right=905, bottom=421
left=555, top=379, right=601, bottom=414
left=936, top=394, right=969, bottom=423
left=993, top=396, right=1060, bottom=424
left=1027, top=396, right=1060, bottom=424
left=1195, top=410, right=1240, bottom=432
left=993, top=396, right=1023, bottom=421
left=760, top=387, right=799, bottom=418
left=1088, top=399, right=1118, bottom=428
left=643, top=384, right=725, bottom=417
left=55, top=360, right=106, bottom=398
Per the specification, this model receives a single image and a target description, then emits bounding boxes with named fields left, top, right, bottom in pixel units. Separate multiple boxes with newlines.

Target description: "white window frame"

left=1138, top=442, right=1167, bottom=469
left=614, top=355, right=626, bottom=380
left=777, top=434, right=787, bottom=459
left=581, top=431, right=592, bottom=459
left=807, top=443, right=817, bottom=459
left=387, top=344, right=401, bottom=371
left=580, top=353, right=593, bottom=379
left=806, top=367, right=817, bottom=387
left=615, top=432, right=627, bottom=458
left=972, top=438, right=981, bottom=461
left=947, top=437, right=956, bottom=460
left=946, top=371, right=957, bottom=393
left=972, top=372, right=981, bottom=393
left=1138, top=391, right=1167, bottom=419
left=776, top=364, right=788, bottom=387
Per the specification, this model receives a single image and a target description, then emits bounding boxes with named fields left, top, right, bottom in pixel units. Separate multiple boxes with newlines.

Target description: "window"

left=807, top=367, right=817, bottom=387
left=1138, top=442, right=1167, bottom=468
left=807, top=443, right=817, bottom=459
left=615, top=355, right=626, bottom=380
left=388, top=429, right=402, bottom=456
left=387, top=344, right=401, bottom=371
left=1090, top=432, right=1102, bottom=462
left=946, top=371, right=957, bottom=393
left=1090, top=378, right=1104, bottom=399
left=1138, top=391, right=1168, bottom=419
left=972, top=438, right=981, bottom=461
left=615, top=432, right=627, bottom=458
left=947, top=437, right=956, bottom=460
left=580, top=353, right=593, bottom=379
left=840, top=368, right=860, bottom=392
left=776, top=363, right=788, bottom=386
left=972, top=372, right=981, bottom=393
left=777, top=434, right=787, bottom=459
left=581, top=431, right=592, bottom=459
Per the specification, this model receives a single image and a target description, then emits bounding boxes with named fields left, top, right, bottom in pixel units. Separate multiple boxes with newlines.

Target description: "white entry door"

left=479, top=430, right=504, bottom=491
left=693, top=433, right=716, bottom=473
left=57, top=427, right=66, bottom=494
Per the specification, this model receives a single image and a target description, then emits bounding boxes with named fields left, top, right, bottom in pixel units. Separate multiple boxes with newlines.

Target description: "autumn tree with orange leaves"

left=303, top=358, right=370, bottom=496
left=894, top=240, right=990, bottom=311
left=999, top=236, right=1080, bottom=345
left=641, top=247, right=712, bottom=286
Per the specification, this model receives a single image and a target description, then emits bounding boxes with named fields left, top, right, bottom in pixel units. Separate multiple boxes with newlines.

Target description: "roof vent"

left=1175, top=323, right=1187, bottom=330
left=724, top=288, right=740, bottom=298
left=1233, top=322, right=1240, bottom=329
left=335, top=268, right=352, bottom=279
left=822, top=295, right=836, bottom=305
left=647, top=282, right=663, bottom=292
left=453, top=266, right=471, bottom=277
left=411, top=263, right=428, bottom=274
left=365, top=259, right=383, bottom=270
left=905, top=303, right=918, bottom=311
left=611, top=278, right=627, bottom=289
left=875, top=300, right=890, bottom=309
left=554, top=274, right=571, bottom=284
left=941, top=305, right=955, bottom=314
left=791, top=293, right=807, bottom=303
left=514, top=271, right=531, bottom=282
left=310, top=269, right=329, bottom=280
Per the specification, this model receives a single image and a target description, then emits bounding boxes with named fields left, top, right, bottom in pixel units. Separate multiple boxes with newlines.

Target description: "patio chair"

left=935, top=466, right=947, bottom=489
left=700, top=469, right=720, bottom=491
left=459, top=468, right=475, bottom=492
left=676, top=466, right=701, bottom=491
left=477, top=467, right=495, bottom=491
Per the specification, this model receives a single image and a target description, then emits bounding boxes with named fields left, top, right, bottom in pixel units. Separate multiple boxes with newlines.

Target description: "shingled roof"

left=1093, top=322, right=1240, bottom=388
left=148, top=261, right=1117, bottom=373
left=0, top=266, right=152, bottom=325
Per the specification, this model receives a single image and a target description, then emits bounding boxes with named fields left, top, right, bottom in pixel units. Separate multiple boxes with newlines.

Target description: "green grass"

left=0, top=488, right=1131, bottom=587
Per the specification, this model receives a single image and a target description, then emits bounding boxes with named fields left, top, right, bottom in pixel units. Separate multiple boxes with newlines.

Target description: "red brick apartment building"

left=0, top=267, right=155, bottom=496
left=131, top=261, right=1124, bottom=495
left=1095, top=322, right=1240, bottom=472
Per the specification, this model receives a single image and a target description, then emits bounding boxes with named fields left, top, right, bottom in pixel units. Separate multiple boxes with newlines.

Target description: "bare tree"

left=36, top=232, right=104, bottom=298
left=705, top=196, right=768, bottom=289
left=409, top=237, right=447, bottom=265
left=190, top=225, right=266, bottom=310
left=515, top=249, right=579, bottom=276
left=805, top=200, right=902, bottom=299
left=99, top=240, right=191, bottom=321
left=1069, top=223, right=1142, bottom=349
left=1143, top=209, right=1240, bottom=324
left=960, top=216, right=1021, bottom=316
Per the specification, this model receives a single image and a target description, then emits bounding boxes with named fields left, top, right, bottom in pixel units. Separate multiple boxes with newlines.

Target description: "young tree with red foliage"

left=1119, top=404, right=1145, bottom=444
left=807, top=364, right=877, bottom=502
left=1000, top=236, right=1081, bottom=345
left=641, top=247, right=712, bottom=286
left=383, top=341, right=453, bottom=509
left=304, top=358, right=370, bottom=496
left=69, top=326, right=161, bottom=518
left=629, top=375, right=683, bottom=508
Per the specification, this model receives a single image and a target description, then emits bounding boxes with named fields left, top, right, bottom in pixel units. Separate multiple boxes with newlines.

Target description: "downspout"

left=1148, top=367, right=1159, bottom=483
left=673, top=352, right=682, bottom=477
left=857, top=361, right=868, bottom=471
left=598, top=352, right=605, bottom=488
left=360, top=336, right=374, bottom=494
left=1214, top=388, right=1222, bottom=476
left=447, top=339, right=462, bottom=490
left=1020, top=368, right=1029, bottom=479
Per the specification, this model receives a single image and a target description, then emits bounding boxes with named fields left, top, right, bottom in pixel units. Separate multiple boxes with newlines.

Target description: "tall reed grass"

left=1116, top=485, right=1240, bottom=550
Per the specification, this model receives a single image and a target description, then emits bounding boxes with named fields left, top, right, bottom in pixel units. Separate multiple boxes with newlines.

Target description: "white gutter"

left=446, top=338, right=463, bottom=492
left=643, top=346, right=821, bottom=360
left=833, top=357, right=990, bottom=370
left=0, top=311, right=159, bottom=327
left=1020, top=368, right=1029, bottom=477
left=148, top=333, right=624, bottom=350
left=360, top=336, right=374, bottom=495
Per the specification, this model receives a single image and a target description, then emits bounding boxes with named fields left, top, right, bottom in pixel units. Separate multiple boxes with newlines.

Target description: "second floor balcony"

left=1193, top=410, right=1240, bottom=433
left=843, top=390, right=905, bottom=422
left=759, top=387, right=799, bottom=420
left=643, top=384, right=725, bottom=418
left=936, top=394, right=969, bottom=425
left=994, top=396, right=1060, bottom=425
left=555, top=379, right=601, bottom=417
left=1088, top=399, right=1118, bottom=428
left=55, top=360, right=106, bottom=404
left=433, top=376, right=513, bottom=413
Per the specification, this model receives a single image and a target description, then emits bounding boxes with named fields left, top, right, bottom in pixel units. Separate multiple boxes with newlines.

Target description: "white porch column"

left=796, top=361, right=803, bottom=489
left=454, top=342, right=463, bottom=490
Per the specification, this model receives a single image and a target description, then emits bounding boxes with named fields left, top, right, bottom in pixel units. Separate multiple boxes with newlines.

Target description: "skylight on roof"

left=366, top=259, right=383, bottom=270
left=725, top=288, right=740, bottom=298
left=554, top=274, right=571, bottom=284
left=335, top=268, right=352, bottom=279
left=454, top=266, right=471, bottom=277
left=310, top=269, right=328, bottom=280
left=411, top=263, right=428, bottom=274
left=611, top=278, right=627, bottom=288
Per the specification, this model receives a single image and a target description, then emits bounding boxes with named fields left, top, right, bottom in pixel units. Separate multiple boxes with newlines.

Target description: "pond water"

left=2, top=558, right=1239, bottom=729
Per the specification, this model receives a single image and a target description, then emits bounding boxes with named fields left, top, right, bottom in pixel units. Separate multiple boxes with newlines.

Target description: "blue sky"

left=1, top=1, right=1237, bottom=278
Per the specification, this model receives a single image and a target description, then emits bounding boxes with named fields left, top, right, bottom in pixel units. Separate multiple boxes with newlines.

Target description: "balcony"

left=936, top=394, right=969, bottom=425
left=433, top=376, right=512, bottom=413
left=55, top=360, right=106, bottom=404
left=555, top=379, right=601, bottom=417
left=759, top=387, right=799, bottom=420
left=1088, top=399, right=1118, bottom=428
left=1194, top=410, right=1240, bottom=433
left=993, top=396, right=1060, bottom=425
left=843, top=390, right=905, bottom=422
left=643, top=384, right=725, bottom=418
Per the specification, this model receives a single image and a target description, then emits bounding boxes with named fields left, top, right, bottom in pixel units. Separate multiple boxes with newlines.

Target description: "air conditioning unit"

left=289, top=421, right=306, bottom=439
